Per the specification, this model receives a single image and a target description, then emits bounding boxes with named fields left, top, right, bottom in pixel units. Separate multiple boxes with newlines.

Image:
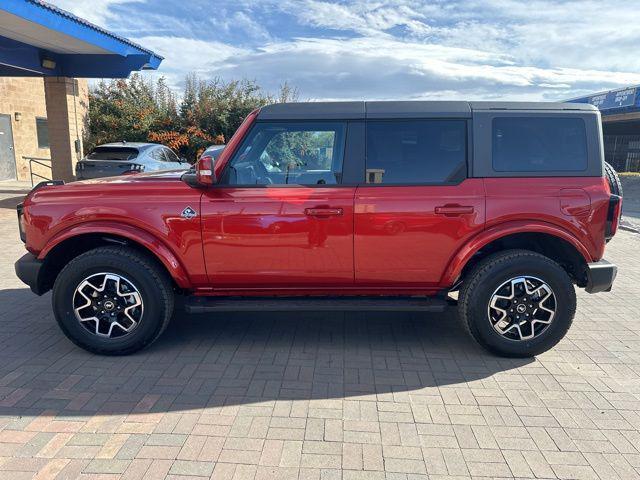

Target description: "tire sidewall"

left=53, top=253, right=166, bottom=354
left=466, top=257, right=575, bottom=356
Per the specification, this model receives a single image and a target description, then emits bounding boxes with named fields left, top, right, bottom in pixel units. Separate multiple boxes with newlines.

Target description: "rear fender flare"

left=442, top=220, right=592, bottom=286
left=39, top=221, right=191, bottom=289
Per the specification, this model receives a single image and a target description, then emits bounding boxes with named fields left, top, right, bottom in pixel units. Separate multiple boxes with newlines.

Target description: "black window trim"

left=358, top=117, right=471, bottom=187
left=215, top=119, right=351, bottom=188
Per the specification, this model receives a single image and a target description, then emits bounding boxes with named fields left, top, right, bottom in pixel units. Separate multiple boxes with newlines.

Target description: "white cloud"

left=48, top=0, right=640, bottom=101
left=49, top=0, right=138, bottom=27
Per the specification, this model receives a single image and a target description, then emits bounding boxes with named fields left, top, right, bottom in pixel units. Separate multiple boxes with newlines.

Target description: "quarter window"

left=222, top=122, right=346, bottom=185
left=492, top=117, right=588, bottom=172
left=365, top=120, right=467, bottom=184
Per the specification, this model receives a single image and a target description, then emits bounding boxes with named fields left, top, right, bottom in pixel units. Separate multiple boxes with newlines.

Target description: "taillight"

left=196, top=155, right=214, bottom=185
left=605, top=194, right=622, bottom=241
left=121, top=164, right=145, bottom=175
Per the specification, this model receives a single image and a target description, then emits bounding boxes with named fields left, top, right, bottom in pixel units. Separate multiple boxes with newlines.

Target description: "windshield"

left=86, top=147, right=139, bottom=161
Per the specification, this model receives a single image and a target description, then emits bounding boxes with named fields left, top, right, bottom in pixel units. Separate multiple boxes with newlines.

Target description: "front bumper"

left=585, top=259, right=617, bottom=294
left=15, top=253, right=46, bottom=295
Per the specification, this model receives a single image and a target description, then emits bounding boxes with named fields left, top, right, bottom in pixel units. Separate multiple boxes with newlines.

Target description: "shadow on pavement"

left=0, top=287, right=533, bottom=417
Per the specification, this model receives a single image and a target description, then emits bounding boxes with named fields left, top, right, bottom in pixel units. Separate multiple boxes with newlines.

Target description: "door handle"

left=435, top=204, right=474, bottom=216
left=305, top=207, right=343, bottom=217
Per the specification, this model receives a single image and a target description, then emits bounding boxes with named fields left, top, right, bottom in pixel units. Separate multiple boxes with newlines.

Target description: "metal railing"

left=604, top=135, right=640, bottom=172
left=24, top=156, right=52, bottom=186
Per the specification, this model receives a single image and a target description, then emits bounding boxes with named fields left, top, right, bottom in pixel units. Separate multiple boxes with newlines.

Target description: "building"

left=567, top=86, right=640, bottom=172
left=0, top=77, right=88, bottom=182
left=0, top=0, right=162, bottom=183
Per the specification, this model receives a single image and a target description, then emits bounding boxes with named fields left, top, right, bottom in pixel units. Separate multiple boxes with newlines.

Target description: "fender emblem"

left=181, top=206, right=197, bottom=219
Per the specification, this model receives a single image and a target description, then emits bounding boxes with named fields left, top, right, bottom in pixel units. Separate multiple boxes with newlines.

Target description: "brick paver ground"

left=0, top=205, right=639, bottom=480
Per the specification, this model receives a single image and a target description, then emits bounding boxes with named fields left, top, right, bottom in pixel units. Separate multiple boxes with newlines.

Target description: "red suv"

left=15, top=101, right=622, bottom=357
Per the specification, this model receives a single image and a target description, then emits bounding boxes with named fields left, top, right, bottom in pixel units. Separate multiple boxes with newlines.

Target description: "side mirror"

left=179, top=157, right=188, bottom=163
left=196, top=155, right=216, bottom=185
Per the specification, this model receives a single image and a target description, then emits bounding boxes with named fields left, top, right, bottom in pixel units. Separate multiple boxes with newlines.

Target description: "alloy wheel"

left=487, top=276, right=556, bottom=341
left=73, top=273, right=143, bottom=338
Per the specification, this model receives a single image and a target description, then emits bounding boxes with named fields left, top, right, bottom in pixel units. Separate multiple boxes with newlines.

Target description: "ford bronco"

left=15, top=101, right=622, bottom=357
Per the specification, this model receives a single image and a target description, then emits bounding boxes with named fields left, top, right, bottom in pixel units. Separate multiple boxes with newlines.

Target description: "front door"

left=0, top=114, right=16, bottom=180
left=201, top=120, right=355, bottom=289
left=355, top=118, right=485, bottom=287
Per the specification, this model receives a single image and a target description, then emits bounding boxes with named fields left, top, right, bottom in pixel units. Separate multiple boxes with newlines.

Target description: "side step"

left=184, top=296, right=449, bottom=314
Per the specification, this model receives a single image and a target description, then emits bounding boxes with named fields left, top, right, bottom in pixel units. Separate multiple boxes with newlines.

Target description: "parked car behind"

left=199, top=144, right=225, bottom=165
left=76, top=142, right=188, bottom=180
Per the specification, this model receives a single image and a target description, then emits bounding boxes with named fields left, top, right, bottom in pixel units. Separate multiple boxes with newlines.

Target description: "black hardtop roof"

left=257, top=101, right=597, bottom=120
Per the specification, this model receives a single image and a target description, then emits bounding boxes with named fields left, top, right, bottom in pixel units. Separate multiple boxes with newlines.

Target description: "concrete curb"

left=620, top=219, right=640, bottom=234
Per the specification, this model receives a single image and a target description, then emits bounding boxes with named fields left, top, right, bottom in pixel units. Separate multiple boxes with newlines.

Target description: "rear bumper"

left=585, top=259, right=617, bottom=294
left=15, top=253, right=46, bottom=295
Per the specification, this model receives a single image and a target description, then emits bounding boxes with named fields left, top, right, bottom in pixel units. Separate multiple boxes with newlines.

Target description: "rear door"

left=201, top=120, right=358, bottom=289
left=354, top=118, right=485, bottom=287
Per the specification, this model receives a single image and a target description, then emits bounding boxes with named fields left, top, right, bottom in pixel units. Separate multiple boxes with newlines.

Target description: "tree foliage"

left=86, top=74, right=298, bottom=162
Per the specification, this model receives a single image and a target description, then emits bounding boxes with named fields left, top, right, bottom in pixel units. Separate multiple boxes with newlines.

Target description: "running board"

left=184, top=296, right=449, bottom=314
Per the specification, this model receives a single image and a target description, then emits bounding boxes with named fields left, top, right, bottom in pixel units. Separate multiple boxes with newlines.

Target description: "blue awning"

left=0, top=0, right=163, bottom=77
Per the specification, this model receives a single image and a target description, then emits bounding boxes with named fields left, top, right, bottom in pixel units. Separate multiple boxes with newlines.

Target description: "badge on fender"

left=181, top=206, right=197, bottom=219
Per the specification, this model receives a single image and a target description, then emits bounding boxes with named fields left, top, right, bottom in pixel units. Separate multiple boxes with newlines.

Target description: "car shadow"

left=0, top=287, right=533, bottom=417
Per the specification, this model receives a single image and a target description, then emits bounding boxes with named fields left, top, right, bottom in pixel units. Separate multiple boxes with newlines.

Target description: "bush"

left=86, top=74, right=298, bottom=162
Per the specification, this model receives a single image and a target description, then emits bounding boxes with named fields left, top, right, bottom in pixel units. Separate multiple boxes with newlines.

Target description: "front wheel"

left=458, top=250, right=576, bottom=357
left=52, top=246, right=174, bottom=355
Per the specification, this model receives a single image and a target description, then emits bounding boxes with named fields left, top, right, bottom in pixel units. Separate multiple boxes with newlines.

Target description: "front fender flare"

left=441, top=221, right=592, bottom=287
left=39, top=221, right=192, bottom=289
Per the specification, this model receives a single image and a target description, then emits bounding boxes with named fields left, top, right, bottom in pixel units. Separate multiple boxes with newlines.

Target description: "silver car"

left=76, top=142, right=189, bottom=180
left=199, top=144, right=225, bottom=164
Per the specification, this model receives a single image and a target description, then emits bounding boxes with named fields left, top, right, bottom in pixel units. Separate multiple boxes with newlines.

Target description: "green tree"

left=85, top=73, right=298, bottom=162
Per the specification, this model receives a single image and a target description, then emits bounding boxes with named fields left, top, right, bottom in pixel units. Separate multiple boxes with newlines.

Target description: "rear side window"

left=87, top=147, right=138, bottom=161
left=365, top=120, right=467, bottom=184
left=492, top=117, right=588, bottom=172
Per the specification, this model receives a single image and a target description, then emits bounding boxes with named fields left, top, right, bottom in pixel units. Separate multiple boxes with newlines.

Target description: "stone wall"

left=0, top=77, right=88, bottom=182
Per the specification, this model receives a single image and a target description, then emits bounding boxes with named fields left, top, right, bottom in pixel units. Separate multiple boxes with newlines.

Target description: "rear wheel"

left=52, top=246, right=174, bottom=355
left=459, top=250, right=576, bottom=357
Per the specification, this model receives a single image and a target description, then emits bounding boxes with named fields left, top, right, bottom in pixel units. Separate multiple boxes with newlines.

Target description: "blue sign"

left=586, top=87, right=637, bottom=110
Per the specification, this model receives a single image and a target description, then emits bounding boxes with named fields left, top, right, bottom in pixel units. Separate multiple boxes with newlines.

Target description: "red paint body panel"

left=200, top=186, right=356, bottom=288
left=482, top=177, right=609, bottom=261
left=354, top=179, right=486, bottom=286
left=23, top=173, right=205, bottom=288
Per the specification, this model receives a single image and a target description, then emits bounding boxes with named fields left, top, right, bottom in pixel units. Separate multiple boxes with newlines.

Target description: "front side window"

left=222, top=122, right=346, bottom=185
left=366, top=120, right=467, bottom=184
left=492, top=117, right=588, bottom=172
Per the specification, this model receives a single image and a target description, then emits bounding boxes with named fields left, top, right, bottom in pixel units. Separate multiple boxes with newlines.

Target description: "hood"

left=73, top=169, right=187, bottom=185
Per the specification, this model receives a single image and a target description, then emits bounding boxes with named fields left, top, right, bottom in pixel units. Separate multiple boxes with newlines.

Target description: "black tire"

left=52, top=246, right=174, bottom=355
left=458, top=250, right=576, bottom=357
left=604, top=162, right=623, bottom=198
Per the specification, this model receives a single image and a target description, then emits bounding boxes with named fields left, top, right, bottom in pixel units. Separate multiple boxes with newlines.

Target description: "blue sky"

left=50, top=0, right=640, bottom=101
